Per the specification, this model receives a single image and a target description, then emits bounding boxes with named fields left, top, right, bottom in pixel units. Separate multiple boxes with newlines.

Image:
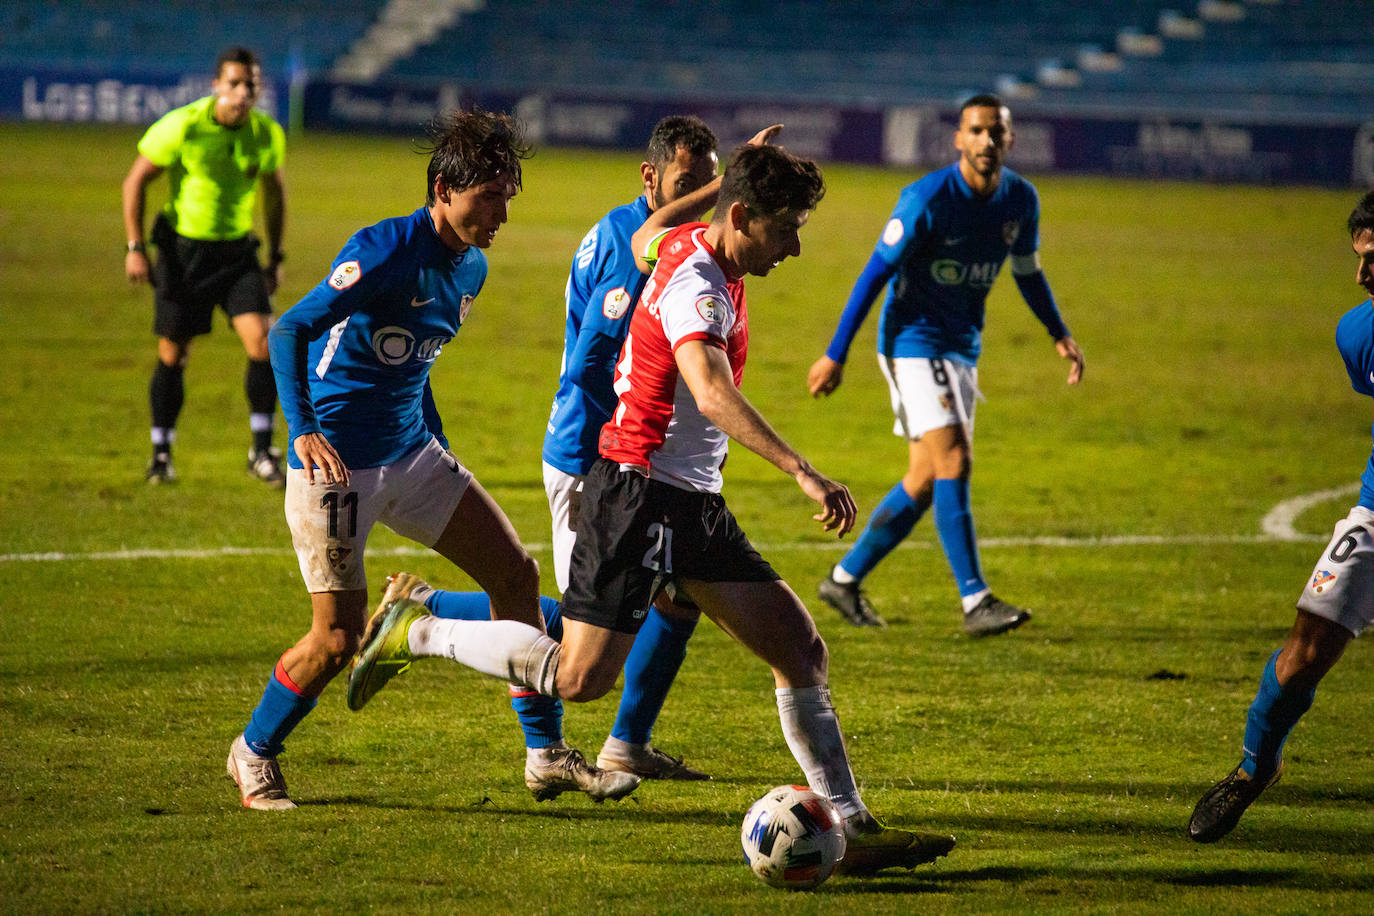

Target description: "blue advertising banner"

left=4, top=66, right=1367, bottom=187
left=0, top=67, right=283, bottom=125
left=882, top=105, right=1373, bottom=187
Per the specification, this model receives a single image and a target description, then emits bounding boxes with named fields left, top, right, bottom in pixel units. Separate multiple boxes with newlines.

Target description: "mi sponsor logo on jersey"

left=603, top=287, right=631, bottom=319
left=329, top=260, right=362, bottom=290
left=371, top=326, right=449, bottom=365
left=931, top=259, right=1002, bottom=288
left=1310, top=569, right=1338, bottom=594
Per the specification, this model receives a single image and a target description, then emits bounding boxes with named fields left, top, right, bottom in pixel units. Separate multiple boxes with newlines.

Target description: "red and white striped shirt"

left=598, top=223, right=748, bottom=493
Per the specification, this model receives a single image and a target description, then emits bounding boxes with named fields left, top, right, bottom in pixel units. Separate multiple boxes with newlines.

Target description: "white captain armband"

left=1010, top=252, right=1042, bottom=275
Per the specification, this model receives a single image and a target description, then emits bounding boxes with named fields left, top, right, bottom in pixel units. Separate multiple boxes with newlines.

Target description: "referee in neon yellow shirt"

left=122, top=46, right=287, bottom=486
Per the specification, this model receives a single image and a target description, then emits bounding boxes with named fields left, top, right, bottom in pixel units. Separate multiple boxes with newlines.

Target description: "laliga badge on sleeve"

left=603, top=287, right=631, bottom=319
left=329, top=261, right=362, bottom=290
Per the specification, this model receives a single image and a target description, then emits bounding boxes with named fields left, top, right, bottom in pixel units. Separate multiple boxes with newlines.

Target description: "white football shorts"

left=285, top=437, right=473, bottom=592
left=542, top=461, right=583, bottom=593
left=878, top=355, right=982, bottom=441
left=1295, top=504, right=1374, bottom=637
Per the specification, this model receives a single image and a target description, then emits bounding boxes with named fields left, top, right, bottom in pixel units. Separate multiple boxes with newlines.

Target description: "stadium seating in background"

left=381, top=0, right=1372, bottom=122
left=0, top=0, right=384, bottom=77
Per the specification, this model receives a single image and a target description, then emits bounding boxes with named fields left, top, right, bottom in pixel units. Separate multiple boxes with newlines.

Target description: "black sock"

left=150, top=361, right=184, bottom=450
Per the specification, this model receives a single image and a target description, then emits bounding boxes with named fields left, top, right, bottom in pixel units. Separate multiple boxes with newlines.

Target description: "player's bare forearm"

left=678, top=341, right=853, bottom=533
left=121, top=157, right=161, bottom=284
left=260, top=169, right=286, bottom=258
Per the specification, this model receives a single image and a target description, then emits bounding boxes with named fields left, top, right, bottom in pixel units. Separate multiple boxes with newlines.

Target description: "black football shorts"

left=561, top=459, right=778, bottom=634
left=151, top=214, right=270, bottom=340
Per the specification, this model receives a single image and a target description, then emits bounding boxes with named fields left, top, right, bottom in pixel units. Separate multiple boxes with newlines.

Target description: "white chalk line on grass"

left=2, top=485, right=1356, bottom=564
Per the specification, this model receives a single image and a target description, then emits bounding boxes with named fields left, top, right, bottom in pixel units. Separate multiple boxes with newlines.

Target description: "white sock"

left=829, top=564, right=858, bottom=585
left=407, top=617, right=561, bottom=696
left=961, top=588, right=991, bottom=613
left=775, top=685, right=865, bottom=819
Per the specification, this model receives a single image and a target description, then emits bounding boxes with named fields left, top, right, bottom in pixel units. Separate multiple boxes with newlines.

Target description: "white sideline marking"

left=1259, top=482, right=1359, bottom=541
left=4, top=485, right=1356, bottom=564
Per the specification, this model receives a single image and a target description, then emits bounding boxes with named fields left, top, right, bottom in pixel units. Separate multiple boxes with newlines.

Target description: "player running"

left=351, top=144, right=956, bottom=874
left=122, top=46, right=288, bottom=486
left=1188, top=190, right=1374, bottom=842
left=226, top=107, right=637, bottom=810
left=807, top=94, right=1084, bottom=634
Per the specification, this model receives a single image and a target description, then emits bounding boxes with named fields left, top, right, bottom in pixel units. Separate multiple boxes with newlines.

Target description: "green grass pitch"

left=1, top=122, right=1370, bottom=914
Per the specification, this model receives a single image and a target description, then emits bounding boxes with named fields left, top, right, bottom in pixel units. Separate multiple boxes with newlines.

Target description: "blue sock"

left=426, top=590, right=566, bottom=748
left=1241, top=650, right=1316, bottom=779
left=243, top=659, right=317, bottom=758
left=836, top=481, right=923, bottom=580
left=933, top=477, right=987, bottom=597
left=610, top=607, right=698, bottom=746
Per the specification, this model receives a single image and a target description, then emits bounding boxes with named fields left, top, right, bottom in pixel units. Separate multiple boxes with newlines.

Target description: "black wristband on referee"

left=127, top=241, right=146, bottom=253
left=268, top=250, right=286, bottom=266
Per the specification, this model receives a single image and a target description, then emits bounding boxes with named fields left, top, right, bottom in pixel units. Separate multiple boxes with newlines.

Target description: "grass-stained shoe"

left=1188, top=763, right=1282, bottom=843
left=834, top=817, right=955, bottom=876
left=348, top=593, right=430, bottom=712
left=525, top=747, right=641, bottom=802
left=226, top=734, right=295, bottom=811
left=597, top=742, right=710, bottom=781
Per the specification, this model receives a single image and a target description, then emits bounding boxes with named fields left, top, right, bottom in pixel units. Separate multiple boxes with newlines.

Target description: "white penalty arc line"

left=4, top=484, right=1355, bottom=564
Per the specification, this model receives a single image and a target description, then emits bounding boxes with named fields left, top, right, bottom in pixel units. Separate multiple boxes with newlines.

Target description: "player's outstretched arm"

left=629, top=124, right=785, bottom=274
left=676, top=339, right=856, bottom=536
left=1055, top=335, right=1084, bottom=385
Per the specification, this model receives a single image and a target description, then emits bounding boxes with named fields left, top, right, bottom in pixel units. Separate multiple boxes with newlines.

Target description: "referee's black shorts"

left=151, top=214, right=270, bottom=340
left=562, top=458, right=779, bottom=635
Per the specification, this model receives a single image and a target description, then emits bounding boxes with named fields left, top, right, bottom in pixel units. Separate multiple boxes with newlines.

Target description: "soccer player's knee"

left=789, top=631, right=829, bottom=683
left=555, top=663, right=618, bottom=703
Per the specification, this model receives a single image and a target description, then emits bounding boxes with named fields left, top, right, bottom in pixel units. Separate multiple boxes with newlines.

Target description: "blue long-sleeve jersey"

left=826, top=162, right=1066, bottom=366
left=542, top=196, right=652, bottom=476
left=1336, top=300, right=1374, bottom=509
left=269, top=207, right=487, bottom=470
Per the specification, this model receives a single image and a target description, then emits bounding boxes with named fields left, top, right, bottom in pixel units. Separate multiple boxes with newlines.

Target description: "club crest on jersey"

left=460, top=294, right=474, bottom=323
left=326, top=545, right=353, bottom=570
left=882, top=217, right=904, bottom=246
left=603, top=287, right=631, bottom=319
left=1002, top=220, right=1021, bottom=246
left=329, top=260, right=362, bottom=290
left=1310, top=569, right=1337, bottom=593
left=696, top=296, right=724, bottom=322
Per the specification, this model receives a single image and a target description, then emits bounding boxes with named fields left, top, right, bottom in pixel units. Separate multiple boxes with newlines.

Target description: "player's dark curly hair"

left=421, top=107, right=533, bottom=204
left=215, top=46, right=260, bottom=77
left=960, top=93, right=1005, bottom=117
left=1348, top=191, right=1374, bottom=236
left=715, top=145, right=825, bottom=221
left=646, top=115, right=717, bottom=168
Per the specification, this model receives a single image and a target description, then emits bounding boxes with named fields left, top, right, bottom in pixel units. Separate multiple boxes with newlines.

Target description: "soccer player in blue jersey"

left=545, top=115, right=718, bottom=779
left=807, top=94, right=1084, bottom=635
left=1188, top=191, right=1374, bottom=843
left=225, top=108, right=637, bottom=809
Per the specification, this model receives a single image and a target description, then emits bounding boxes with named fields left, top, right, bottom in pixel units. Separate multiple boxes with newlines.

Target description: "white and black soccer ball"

left=740, top=784, right=847, bottom=890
